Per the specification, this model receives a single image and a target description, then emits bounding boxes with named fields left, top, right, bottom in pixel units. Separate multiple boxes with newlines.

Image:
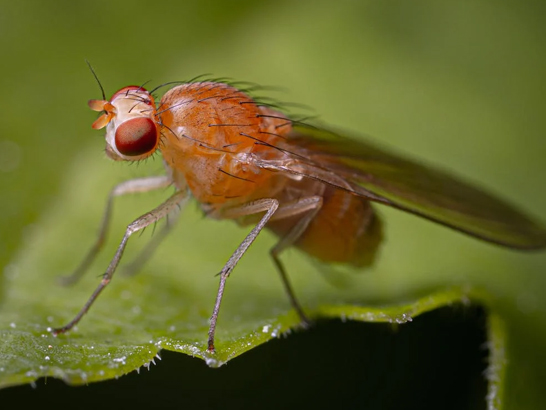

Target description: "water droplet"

left=25, top=370, right=38, bottom=378
left=271, top=326, right=281, bottom=338
left=112, top=356, right=127, bottom=365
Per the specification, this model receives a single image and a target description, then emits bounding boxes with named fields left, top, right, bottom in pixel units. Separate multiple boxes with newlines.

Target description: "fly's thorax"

left=157, top=82, right=294, bottom=206
left=158, top=82, right=289, bottom=147
left=161, top=137, right=289, bottom=206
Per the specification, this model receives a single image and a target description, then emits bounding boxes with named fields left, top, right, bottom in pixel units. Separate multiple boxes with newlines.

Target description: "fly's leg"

left=59, top=176, right=172, bottom=285
left=122, top=206, right=181, bottom=276
left=207, top=196, right=322, bottom=352
left=52, top=189, right=189, bottom=336
left=207, top=198, right=279, bottom=352
left=268, top=196, right=323, bottom=325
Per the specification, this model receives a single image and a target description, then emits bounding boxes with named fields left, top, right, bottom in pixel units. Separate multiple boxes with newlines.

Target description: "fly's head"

left=89, top=86, right=160, bottom=161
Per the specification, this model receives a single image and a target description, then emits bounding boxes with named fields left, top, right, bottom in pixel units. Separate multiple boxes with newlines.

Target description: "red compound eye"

left=115, top=117, right=159, bottom=157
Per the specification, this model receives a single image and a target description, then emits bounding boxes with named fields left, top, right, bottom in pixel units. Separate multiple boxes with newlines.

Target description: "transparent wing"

left=257, top=124, right=546, bottom=250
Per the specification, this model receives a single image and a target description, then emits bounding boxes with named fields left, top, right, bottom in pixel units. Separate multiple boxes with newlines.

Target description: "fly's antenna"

left=86, top=60, right=106, bottom=101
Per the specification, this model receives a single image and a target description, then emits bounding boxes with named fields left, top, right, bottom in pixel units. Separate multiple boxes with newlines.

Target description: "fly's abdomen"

left=269, top=184, right=383, bottom=267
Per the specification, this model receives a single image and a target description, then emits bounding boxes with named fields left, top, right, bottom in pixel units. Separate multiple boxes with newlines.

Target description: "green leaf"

left=0, top=148, right=519, bottom=410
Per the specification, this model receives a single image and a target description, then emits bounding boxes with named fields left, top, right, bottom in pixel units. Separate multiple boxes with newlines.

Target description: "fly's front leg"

left=53, top=189, right=189, bottom=336
left=60, top=175, right=172, bottom=285
left=122, top=204, right=181, bottom=276
left=207, top=198, right=279, bottom=352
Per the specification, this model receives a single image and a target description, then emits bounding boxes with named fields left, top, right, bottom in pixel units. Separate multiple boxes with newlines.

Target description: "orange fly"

left=53, top=76, right=546, bottom=352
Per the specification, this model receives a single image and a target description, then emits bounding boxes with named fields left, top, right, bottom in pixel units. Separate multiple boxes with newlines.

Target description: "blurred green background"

left=0, top=0, right=545, bottom=409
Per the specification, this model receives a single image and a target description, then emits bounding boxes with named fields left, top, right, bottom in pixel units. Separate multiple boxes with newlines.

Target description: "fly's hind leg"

left=268, top=196, right=323, bottom=326
left=207, top=198, right=280, bottom=351
left=59, top=176, right=172, bottom=285
left=206, top=196, right=323, bottom=352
